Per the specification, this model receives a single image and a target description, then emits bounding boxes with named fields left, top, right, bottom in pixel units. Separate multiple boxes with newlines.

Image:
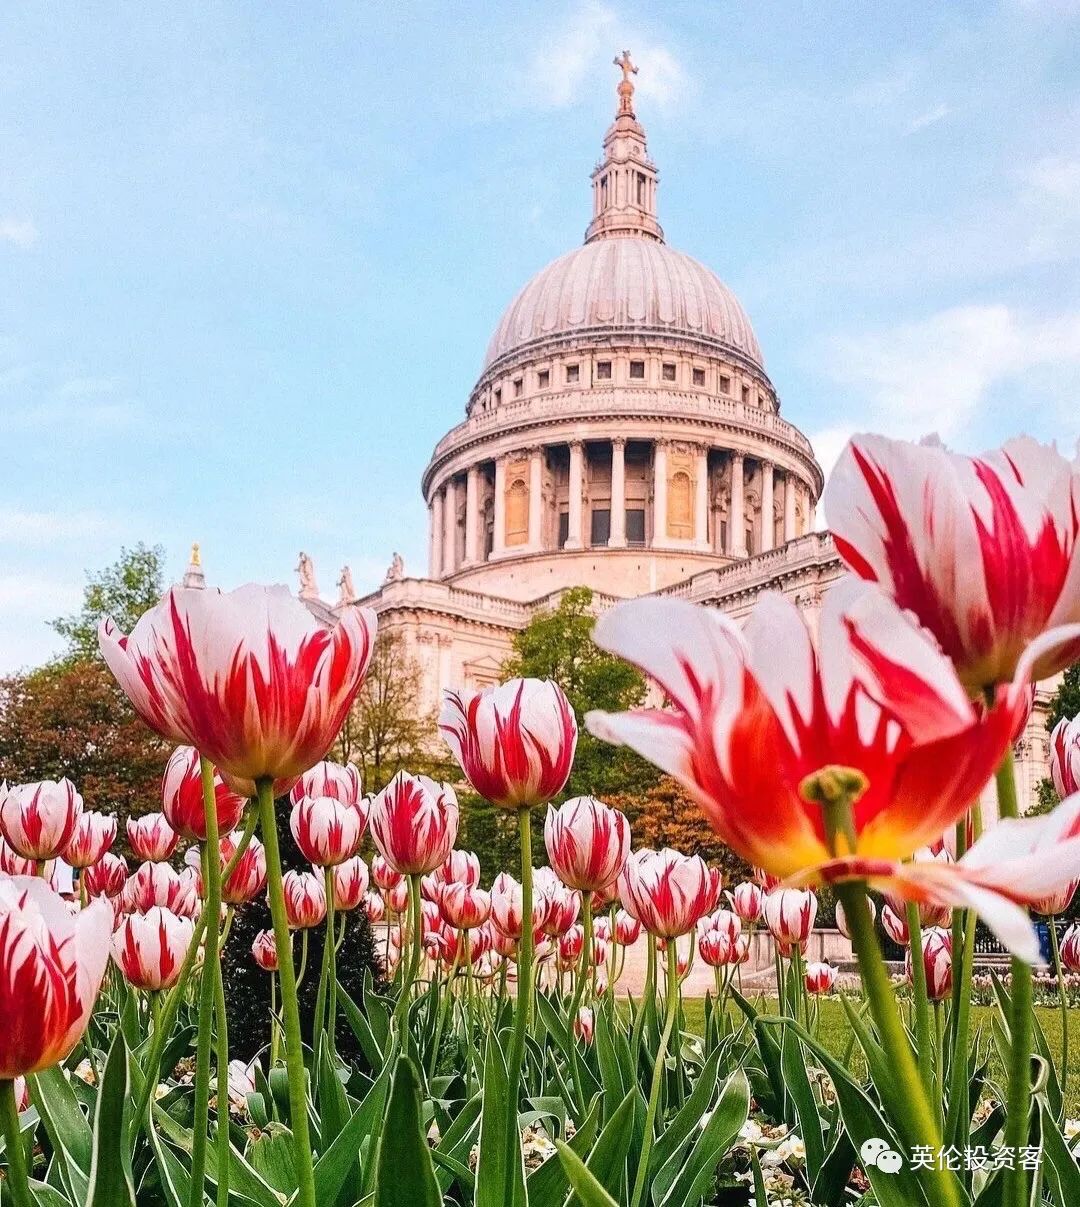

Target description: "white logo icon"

left=861, top=1138, right=904, bottom=1174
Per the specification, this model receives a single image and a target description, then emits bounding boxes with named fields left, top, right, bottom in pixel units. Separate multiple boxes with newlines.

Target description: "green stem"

left=256, top=778, right=317, bottom=1207
left=130, top=809, right=258, bottom=1139
left=567, top=896, right=593, bottom=1116
left=296, top=931, right=310, bottom=990
left=393, top=875, right=424, bottom=1057
left=270, top=975, right=280, bottom=1067
left=0, top=1079, right=33, bottom=1207
left=213, top=953, right=231, bottom=1207
left=837, top=881, right=960, bottom=1207
left=933, top=1000, right=945, bottom=1134
left=995, top=749, right=1032, bottom=1207
left=189, top=755, right=224, bottom=1207
left=312, top=868, right=335, bottom=1071
left=504, top=808, right=535, bottom=1200
left=429, top=940, right=462, bottom=1078
left=906, top=902, right=934, bottom=1100
left=1049, top=920, right=1069, bottom=1093
left=630, top=941, right=679, bottom=1207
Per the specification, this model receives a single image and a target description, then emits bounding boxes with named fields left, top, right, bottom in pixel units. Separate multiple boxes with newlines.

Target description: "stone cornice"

left=423, top=388, right=822, bottom=497
left=476, top=324, right=769, bottom=394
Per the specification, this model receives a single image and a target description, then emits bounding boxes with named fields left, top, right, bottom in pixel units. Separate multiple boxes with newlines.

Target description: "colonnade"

left=428, top=438, right=814, bottom=577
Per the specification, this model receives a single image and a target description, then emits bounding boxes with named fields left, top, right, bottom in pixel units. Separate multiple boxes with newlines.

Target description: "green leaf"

left=1039, top=1098, right=1080, bottom=1207
left=779, top=1023, right=825, bottom=1175
left=657, top=1069, right=750, bottom=1207
left=86, top=1032, right=136, bottom=1207
left=650, top=1045, right=721, bottom=1176
left=373, top=1056, right=442, bottom=1207
left=26, top=1182, right=72, bottom=1207
left=525, top=1095, right=601, bottom=1207
left=339, top=983, right=386, bottom=1069
left=27, top=1065, right=93, bottom=1202
left=555, top=1141, right=620, bottom=1207
left=474, top=1027, right=526, bottom=1207
left=247, top=1123, right=299, bottom=1196
left=574, top=1087, right=636, bottom=1206
left=312, top=1065, right=390, bottom=1204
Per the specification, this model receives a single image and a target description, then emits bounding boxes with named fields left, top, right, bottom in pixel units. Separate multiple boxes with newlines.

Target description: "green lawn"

left=681, top=998, right=1080, bottom=1116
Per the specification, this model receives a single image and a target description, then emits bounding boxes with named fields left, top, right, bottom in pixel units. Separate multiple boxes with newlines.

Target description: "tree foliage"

left=50, top=542, right=166, bottom=663
left=0, top=658, right=170, bottom=827
left=1044, top=663, right=1080, bottom=733
left=502, top=586, right=659, bottom=799
left=333, top=628, right=432, bottom=792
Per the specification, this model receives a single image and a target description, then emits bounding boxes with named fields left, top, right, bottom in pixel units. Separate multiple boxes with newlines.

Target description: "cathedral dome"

left=483, top=237, right=763, bottom=372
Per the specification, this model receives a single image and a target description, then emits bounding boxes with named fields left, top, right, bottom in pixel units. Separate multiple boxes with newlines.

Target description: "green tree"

left=502, top=586, right=659, bottom=798
left=50, top=542, right=166, bottom=661
left=333, top=629, right=432, bottom=791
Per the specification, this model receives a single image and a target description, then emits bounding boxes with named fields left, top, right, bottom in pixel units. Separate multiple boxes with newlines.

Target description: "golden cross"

left=614, top=50, right=637, bottom=83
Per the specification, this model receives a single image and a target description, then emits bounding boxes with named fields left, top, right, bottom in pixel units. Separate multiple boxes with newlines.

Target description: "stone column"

left=566, top=441, right=584, bottom=550
left=760, top=461, right=775, bottom=553
left=609, top=437, right=626, bottom=547
left=528, top=446, right=544, bottom=551
left=431, top=492, right=444, bottom=577
left=493, top=457, right=506, bottom=556
left=784, top=473, right=797, bottom=543
left=695, top=445, right=709, bottom=549
left=442, top=478, right=457, bottom=575
left=729, top=453, right=747, bottom=556
left=807, top=489, right=817, bottom=533
left=463, top=465, right=480, bottom=565
left=652, top=440, right=668, bottom=547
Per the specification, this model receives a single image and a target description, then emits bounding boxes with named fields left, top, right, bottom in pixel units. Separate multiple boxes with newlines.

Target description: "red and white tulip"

left=0, top=878, right=111, bottom=1077
left=490, top=871, right=547, bottom=940
left=587, top=583, right=1054, bottom=955
left=835, top=896, right=876, bottom=940
left=62, top=811, right=117, bottom=869
left=162, top=746, right=246, bottom=843
left=619, top=848, right=716, bottom=939
left=805, top=961, right=838, bottom=994
left=282, top=870, right=326, bottom=929
left=728, top=881, right=765, bottom=924
left=112, top=906, right=194, bottom=991
left=764, top=889, right=818, bottom=948
left=1051, top=715, right=1080, bottom=799
left=908, top=926, right=953, bottom=1000
left=290, top=794, right=363, bottom=867
left=126, top=813, right=179, bottom=863
left=99, top=583, right=376, bottom=797
left=289, top=760, right=365, bottom=813
left=825, top=433, right=1080, bottom=690
left=123, top=863, right=199, bottom=918
left=544, top=795, right=630, bottom=892
left=880, top=902, right=909, bottom=946
left=251, top=928, right=281, bottom=971
left=219, top=832, right=267, bottom=905
left=439, top=678, right=577, bottom=809
left=331, top=856, right=369, bottom=911
left=83, top=852, right=128, bottom=900
left=1, top=779, right=83, bottom=861
left=371, top=854, right=403, bottom=893
left=439, top=882, right=491, bottom=930
left=1061, top=923, right=1080, bottom=973
left=369, top=772, right=459, bottom=876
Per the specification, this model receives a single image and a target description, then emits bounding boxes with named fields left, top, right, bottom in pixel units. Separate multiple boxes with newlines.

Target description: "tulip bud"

left=63, top=812, right=117, bottom=869
left=544, top=796, right=630, bottom=892
left=331, top=856, right=369, bottom=911
left=1, top=779, right=83, bottom=861
left=290, top=795, right=363, bottom=867
left=880, top=902, right=910, bottom=946
left=112, top=907, right=194, bottom=991
left=907, top=927, right=953, bottom=1000
left=369, top=772, right=459, bottom=876
left=835, top=896, right=876, bottom=941
left=126, top=813, right=179, bottom=863
left=84, top=851, right=129, bottom=899
left=728, top=881, right=765, bottom=924
left=282, top=870, right=326, bottom=929
left=162, top=746, right=246, bottom=843
left=764, top=889, right=817, bottom=949
left=805, top=961, right=838, bottom=995
left=439, top=882, right=491, bottom=930
left=251, top=929, right=281, bottom=971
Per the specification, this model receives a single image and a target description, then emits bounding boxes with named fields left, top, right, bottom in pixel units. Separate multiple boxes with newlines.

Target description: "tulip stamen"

left=800, top=765, right=867, bottom=857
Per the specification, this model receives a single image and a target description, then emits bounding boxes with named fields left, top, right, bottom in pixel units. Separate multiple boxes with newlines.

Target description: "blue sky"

left=2, top=1, right=1079, bottom=670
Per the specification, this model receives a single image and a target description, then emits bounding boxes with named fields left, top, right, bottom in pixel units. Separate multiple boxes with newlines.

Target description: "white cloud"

left=526, top=2, right=688, bottom=113
left=0, top=218, right=38, bottom=248
left=1022, top=155, right=1080, bottom=203
left=0, top=509, right=114, bottom=546
left=826, top=303, right=1080, bottom=441
left=906, top=103, right=950, bottom=134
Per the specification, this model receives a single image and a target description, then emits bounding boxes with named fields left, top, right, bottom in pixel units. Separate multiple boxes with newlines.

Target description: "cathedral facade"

left=300, top=57, right=1054, bottom=813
